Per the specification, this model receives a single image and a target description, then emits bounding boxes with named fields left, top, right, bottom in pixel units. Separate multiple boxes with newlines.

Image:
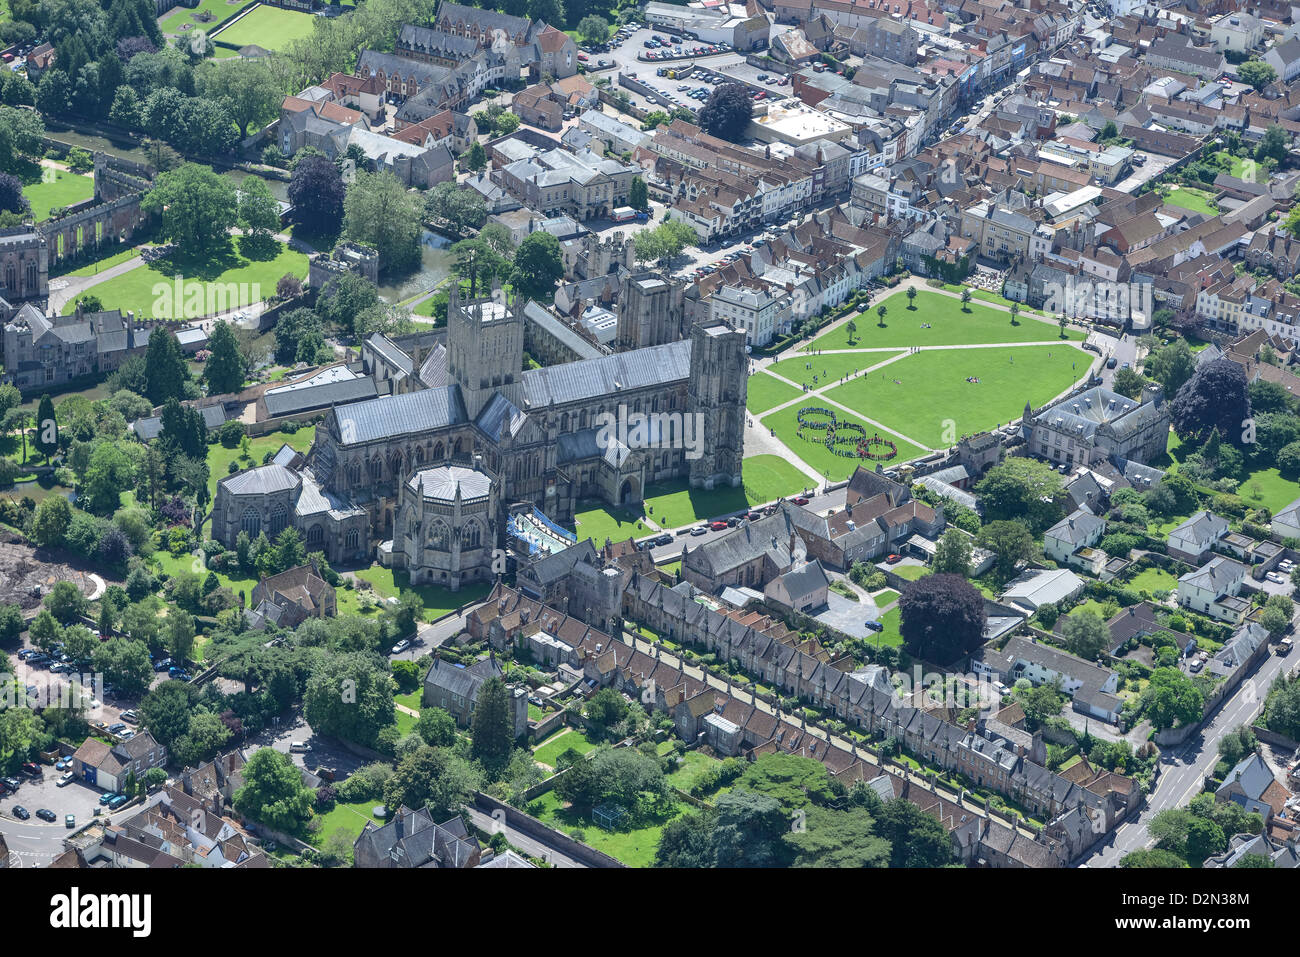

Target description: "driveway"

left=811, top=590, right=882, bottom=640
left=0, top=774, right=108, bottom=866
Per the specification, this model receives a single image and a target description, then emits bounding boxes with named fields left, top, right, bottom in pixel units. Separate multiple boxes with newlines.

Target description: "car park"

left=1267, top=571, right=1288, bottom=584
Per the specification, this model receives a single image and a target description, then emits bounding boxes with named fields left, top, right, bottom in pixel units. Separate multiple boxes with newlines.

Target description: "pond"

left=376, top=230, right=454, bottom=304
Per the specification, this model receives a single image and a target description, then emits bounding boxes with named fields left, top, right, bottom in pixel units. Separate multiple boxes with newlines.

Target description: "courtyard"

left=211, top=4, right=320, bottom=51
left=22, top=168, right=95, bottom=222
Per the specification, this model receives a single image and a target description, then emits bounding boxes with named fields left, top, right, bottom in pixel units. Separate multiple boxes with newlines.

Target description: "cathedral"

left=212, top=283, right=748, bottom=588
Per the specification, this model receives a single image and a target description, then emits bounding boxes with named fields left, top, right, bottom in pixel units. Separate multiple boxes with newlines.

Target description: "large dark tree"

left=33, top=394, right=57, bottom=462
left=140, top=163, right=238, bottom=257
left=1171, top=357, right=1251, bottom=446
left=898, top=573, right=987, bottom=664
left=203, top=320, right=245, bottom=395
left=288, top=153, right=346, bottom=238
left=698, top=83, right=754, bottom=142
left=469, top=676, right=515, bottom=776
left=143, top=326, right=189, bottom=406
left=0, top=171, right=29, bottom=217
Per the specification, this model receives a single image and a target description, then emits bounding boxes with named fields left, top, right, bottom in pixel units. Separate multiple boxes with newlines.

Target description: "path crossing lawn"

left=212, top=4, right=319, bottom=49
left=746, top=372, right=802, bottom=414
left=760, top=402, right=928, bottom=483
left=807, top=290, right=1082, bottom=351
left=768, top=351, right=907, bottom=391
left=60, top=238, right=308, bottom=319
left=23, top=169, right=94, bottom=222
left=527, top=790, right=679, bottom=867
left=532, top=728, right=598, bottom=767
left=1127, top=567, right=1177, bottom=594
left=62, top=244, right=153, bottom=277
left=821, top=344, right=1091, bottom=449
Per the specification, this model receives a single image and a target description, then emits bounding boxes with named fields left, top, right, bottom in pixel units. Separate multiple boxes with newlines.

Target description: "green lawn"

left=745, top=372, right=802, bottom=414
left=872, top=589, right=899, bottom=607
left=570, top=501, right=653, bottom=545
left=531, top=727, right=598, bottom=767
left=870, top=606, right=903, bottom=648
left=60, top=237, right=308, bottom=320
left=1157, top=427, right=1300, bottom=514
left=310, top=799, right=388, bottom=848
left=642, top=455, right=810, bottom=528
left=1127, top=566, right=1177, bottom=594
left=891, top=565, right=930, bottom=581
left=62, top=243, right=153, bottom=278
left=821, top=344, right=1091, bottom=449
left=353, top=566, right=492, bottom=622
left=1162, top=186, right=1217, bottom=216
left=665, top=750, right=723, bottom=793
left=205, top=426, right=316, bottom=513
left=23, top=169, right=95, bottom=222
left=760, top=401, right=930, bottom=483
left=806, top=290, right=1082, bottom=352
left=527, top=790, right=679, bottom=868
left=160, top=0, right=253, bottom=35
left=212, top=4, right=319, bottom=50
left=394, top=691, right=422, bottom=711
left=768, top=351, right=907, bottom=390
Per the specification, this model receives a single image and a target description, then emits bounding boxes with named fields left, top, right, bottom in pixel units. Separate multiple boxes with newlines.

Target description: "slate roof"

left=330, top=387, right=468, bottom=445
left=263, top=377, right=378, bottom=419
left=408, top=465, right=492, bottom=501
left=220, top=464, right=301, bottom=496
left=510, top=339, right=690, bottom=409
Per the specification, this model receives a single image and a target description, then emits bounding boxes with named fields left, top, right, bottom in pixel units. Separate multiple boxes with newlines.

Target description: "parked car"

left=1267, top=571, right=1288, bottom=584
left=690, top=526, right=708, bottom=536
left=391, top=639, right=411, bottom=655
left=654, top=534, right=673, bottom=546
left=11, top=806, right=29, bottom=820
left=865, top=620, right=884, bottom=632
left=107, top=795, right=129, bottom=810
left=106, top=723, right=127, bottom=735
left=99, top=792, right=118, bottom=806
left=153, top=658, right=173, bottom=672
left=120, top=709, right=139, bottom=724
left=0, top=778, right=19, bottom=794
left=792, top=496, right=809, bottom=506
left=36, top=808, right=56, bottom=822
left=885, top=553, right=902, bottom=564
left=65, top=814, right=75, bottom=828
left=1105, top=357, right=1117, bottom=369
left=709, top=520, right=728, bottom=531
left=56, top=771, right=74, bottom=787
left=289, top=742, right=312, bottom=754
left=20, top=761, right=41, bottom=778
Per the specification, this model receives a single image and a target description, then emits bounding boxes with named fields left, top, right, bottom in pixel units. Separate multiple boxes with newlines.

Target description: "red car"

left=709, top=521, right=728, bottom=531
left=792, top=496, right=809, bottom=506
left=885, top=553, right=902, bottom=564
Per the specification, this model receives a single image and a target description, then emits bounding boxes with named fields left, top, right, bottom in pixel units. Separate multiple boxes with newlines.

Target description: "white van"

left=289, top=742, right=311, bottom=754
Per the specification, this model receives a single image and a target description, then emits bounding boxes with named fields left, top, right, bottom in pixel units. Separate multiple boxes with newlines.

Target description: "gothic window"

left=4, top=265, right=14, bottom=292
left=269, top=503, right=288, bottom=537
left=349, top=463, right=361, bottom=485
left=428, top=520, right=449, bottom=551
left=241, top=508, right=261, bottom=536
left=370, top=457, right=383, bottom=480
left=433, top=441, right=444, bottom=461
left=306, top=524, right=323, bottom=546
left=414, top=445, right=425, bottom=465
left=465, top=521, right=481, bottom=548
left=346, top=528, right=359, bottom=550
left=561, top=412, right=569, bottom=432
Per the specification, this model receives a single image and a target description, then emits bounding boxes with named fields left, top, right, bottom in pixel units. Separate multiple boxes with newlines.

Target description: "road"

left=464, top=807, right=586, bottom=868
left=1084, top=642, right=1299, bottom=866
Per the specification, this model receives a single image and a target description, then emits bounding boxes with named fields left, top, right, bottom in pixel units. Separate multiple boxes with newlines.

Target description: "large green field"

left=760, top=401, right=929, bottom=483
left=641, top=454, right=810, bottom=528
left=807, top=290, right=1081, bottom=352
left=160, top=0, right=253, bottom=35
left=820, top=344, right=1091, bottom=449
left=62, top=238, right=308, bottom=320
left=745, top=372, right=802, bottom=414
left=23, top=169, right=94, bottom=222
left=212, top=4, right=319, bottom=49
left=768, top=351, right=906, bottom=391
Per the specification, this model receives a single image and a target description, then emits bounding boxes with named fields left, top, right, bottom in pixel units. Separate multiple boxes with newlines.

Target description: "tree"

left=203, top=320, right=244, bottom=395
left=785, top=805, right=891, bottom=867
left=142, top=163, right=238, bottom=257
left=470, top=676, right=515, bottom=776
left=1256, top=124, right=1290, bottom=166
left=876, top=304, right=887, bottom=326
left=237, top=174, right=281, bottom=247
left=712, top=789, right=791, bottom=867
left=960, top=288, right=971, bottom=311
left=1218, top=725, right=1257, bottom=766
left=976, top=457, right=1067, bottom=532
left=383, top=743, right=482, bottom=818
left=83, top=441, right=136, bottom=515
left=303, top=653, right=395, bottom=748
left=976, top=519, right=1035, bottom=581
left=898, top=573, right=986, bottom=663
left=586, top=687, right=629, bottom=736
left=1061, top=610, right=1109, bottom=660
left=932, top=529, right=972, bottom=576
left=1121, top=848, right=1188, bottom=868
left=906, top=286, right=917, bottom=309
left=1171, top=358, right=1251, bottom=446
left=845, top=319, right=858, bottom=344
left=29, top=492, right=71, bottom=549
left=33, top=394, right=57, bottom=463
left=0, top=602, right=23, bottom=643
left=577, top=13, right=610, bottom=45
left=166, top=609, right=195, bottom=664
left=1112, top=366, right=1146, bottom=399
left=1238, top=60, right=1278, bottom=92
left=876, top=796, right=954, bottom=867
left=1261, top=593, right=1293, bottom=636
left=28, top=610, right=62, bottom=652
left=512, top=231, right=564, bottom=301
left=143, top=326, right=190, bottom=406
left=316, top=272, right=379, bottom=338
left=45, top=579, right=88, bottom=624
left=343, top=170, right=424, bottom=274
left=698, top=82, right=753, bottom=142
left=91, top=637, right=153, bottom=696
left=288, top=153, right=346, bottom=238
left=628, top=175, right=649, bottom=212
left=416, top=707, right=457, bottom=748
left=450, top=236, right=509, bottom=298
left=0, top=171, right=29, bottom=217
left=1145, top=339, right=1197, bottom=397
left=233, top=747, right=314, bottom=833
left=425, top=179, right=486, bottom=234
left=1143, top=667, right=1205, bottom=731
left=466, top=140, right=486, bottom=173
left=197, top=57, right=280, bottom=139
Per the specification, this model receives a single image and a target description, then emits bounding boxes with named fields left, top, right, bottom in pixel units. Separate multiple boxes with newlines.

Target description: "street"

left=1084, top=642, right=1299, bottom=866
